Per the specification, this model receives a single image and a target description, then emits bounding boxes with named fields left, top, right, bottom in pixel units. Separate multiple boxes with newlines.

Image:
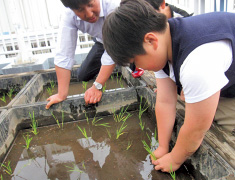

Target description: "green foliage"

left=126, top=140, right=133, bottom=150
left=106, top=128, right=111, bottom=138
left=116, top=120, right=128, bottom=139
left=61, top=110, right=64, bottom=128
left=82, top=81, right=88, bottom=92
left=23, top=133, right=33, bottom=149
left=46, top=87, right=53, bottom=96
left=0, top=93, right=6, bottom=103
left=142, top=140, right=157, bottom=160
left=65, top=163, right=84, bottom=173
left=170, top=164, right=176, bottom=180
left=82, top=161, right=86, bottom=170
left=22, top=80, right=27, bottom=88
left=77, top=125, right=88, bottom=139
left=138, top=96, right=149, bottom=131
left=29, top=111, right=38, bottom=135
left=85, top=112, right=89, bottom=125
left=92, top=116, right=110, bottom=127
left=113, top=106, right=132, bottom=123
left=102, top=83, right=107, bottom=92
left=110, top=74, right=114, bottom=81
left=7, top=88, right=14, bottom=100
left=50, top=111, right=61, bottom=128
left=118, top=75, right=123, bottom=88
left=47, top=80, right=56, bottom=96
left=50, top=80, right=55, bottom=89
left=1, top=161, right=13, bottom=176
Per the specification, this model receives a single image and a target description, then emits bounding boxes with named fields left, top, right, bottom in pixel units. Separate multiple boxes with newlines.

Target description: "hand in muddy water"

left=152, top=146, right=169, bottom=160
left=152, top=152, right=182, bottom=173
left=84, top=85, right=102, bottom=105
left=45, top=93, right=66, bottom=109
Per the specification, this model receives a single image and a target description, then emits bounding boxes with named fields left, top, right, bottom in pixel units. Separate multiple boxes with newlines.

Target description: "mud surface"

left=0, top=111, right=194, bottom=180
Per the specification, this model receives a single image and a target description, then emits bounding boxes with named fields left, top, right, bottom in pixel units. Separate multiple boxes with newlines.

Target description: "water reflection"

left=78, top=137, right=110, bottom=168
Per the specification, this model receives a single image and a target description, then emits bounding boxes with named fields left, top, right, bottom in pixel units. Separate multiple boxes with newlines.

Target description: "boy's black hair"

left=60, top=0, right=92, bottom=9
left=145, top=0, right=164, bottom=10
left=103, top=0, right=167, bottom=66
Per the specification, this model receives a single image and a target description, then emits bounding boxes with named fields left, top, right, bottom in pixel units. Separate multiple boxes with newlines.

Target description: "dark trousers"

left=77, top=40, right=104, bottom=81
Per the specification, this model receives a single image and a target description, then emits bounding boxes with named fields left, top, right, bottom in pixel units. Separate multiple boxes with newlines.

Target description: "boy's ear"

left=144, top=33, right=158, bottom=50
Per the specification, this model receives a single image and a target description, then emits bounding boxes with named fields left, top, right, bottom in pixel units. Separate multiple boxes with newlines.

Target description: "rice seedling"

left=82, top=81, right=88, bottom=92
left=22, top=80, right=27, bottom=88
left=126, top=140, right=133, bottom=150
left=65, top=163, right=84, bottom=173
left=116, top=120, right=128, bottom=139
left=142, top=140, right=157, bottom=160
left=138, top=96, right=149, bottom=131
left=85, top=112, right=89, bottom=124
left=106, top=128, right=111, bottom=138
left=6, top=87, right=14, bottom=100
left=1, top=161, right=13, bottom=176
left=119, top=80, right=124, bottom=88
left=113, top=106, right=132, bottom=123
left=23, top=133, right=33, bottom=149
left=82, top=161, right=86, bottom=170
left=46, top=87, right=53, bottom=96
left=102, top=83, right=107, bottom=92
left=29, top=111, right=38, bottom=135
left=170, top=164, right=176, bottom=180
left=92, top=116, right=110, bottom=127
left=46, top=80, right=56, bottom=96
left=0, top=93, right=6, bottom=103
left=116, top=72, right=119, bottom=84
left=110, top=74, right=114, bottom=81
left=139, top=119, right=145, bottom=131
left=119, top=75, right=123, bottom=83
left=50, top=80, right=56, bottom=89
left=1, top=174, right=3, bottom=180
left=61, top=110, right=64, bottom=128
left=77, top=125, right=88, bottom=139
left=50, top=111, right=61, bottom=128
left=146, top=132, right=152, bottom=144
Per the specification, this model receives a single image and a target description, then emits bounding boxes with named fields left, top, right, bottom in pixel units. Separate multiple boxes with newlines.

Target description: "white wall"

left=0, top=0, right=65, bottom=33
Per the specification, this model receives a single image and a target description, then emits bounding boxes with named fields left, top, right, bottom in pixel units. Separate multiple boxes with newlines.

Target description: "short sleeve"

left=180, top=40, right=232, bottom=103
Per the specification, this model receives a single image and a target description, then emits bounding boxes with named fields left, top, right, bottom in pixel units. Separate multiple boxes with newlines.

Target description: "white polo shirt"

left=54, top=0, right=120, bottom=70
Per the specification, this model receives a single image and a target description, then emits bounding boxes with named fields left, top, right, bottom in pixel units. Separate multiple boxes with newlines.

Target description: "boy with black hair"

left=45, top=0, right=120, bottom=109
left=102, top=0, right=235, bottom=172
left=129, top=0, right=193, bottom=76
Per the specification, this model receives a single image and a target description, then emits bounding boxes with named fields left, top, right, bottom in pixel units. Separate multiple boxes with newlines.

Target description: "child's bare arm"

left=155, top=78, right=177, bottom=157
left=154, top=90, right=220, bottom=172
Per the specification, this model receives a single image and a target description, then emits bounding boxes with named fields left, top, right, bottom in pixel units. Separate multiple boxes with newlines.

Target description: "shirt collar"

left=76, top=0, right=104, bottom=20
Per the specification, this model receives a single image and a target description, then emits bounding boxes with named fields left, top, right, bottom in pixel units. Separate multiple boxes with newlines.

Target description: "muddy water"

left=0, top=112, right=194, bottom=180
left=36, top=78, right=129, bottom=102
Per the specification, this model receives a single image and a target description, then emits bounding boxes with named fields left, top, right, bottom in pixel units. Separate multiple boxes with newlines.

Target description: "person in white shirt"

left=46, top=0, right=120, bottom=109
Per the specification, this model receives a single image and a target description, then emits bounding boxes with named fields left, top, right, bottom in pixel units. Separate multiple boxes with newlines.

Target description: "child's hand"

left=152, top=145, right=169, bottom=160
left=152, top=152, right=182, bottom=172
